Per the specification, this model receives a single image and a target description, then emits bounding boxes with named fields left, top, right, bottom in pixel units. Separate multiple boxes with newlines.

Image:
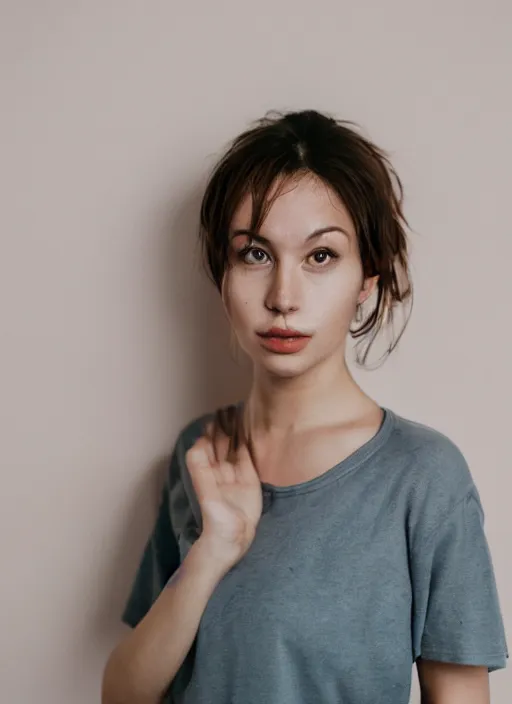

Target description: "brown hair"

left=199, top=109, right=413, bottom=367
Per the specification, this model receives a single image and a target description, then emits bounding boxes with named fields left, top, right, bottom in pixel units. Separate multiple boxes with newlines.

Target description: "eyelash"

left=236, top=246, right=340, bottom=267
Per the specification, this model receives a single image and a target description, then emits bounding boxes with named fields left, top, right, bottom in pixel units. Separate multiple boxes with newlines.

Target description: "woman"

left=102, top=110, right=508, bottom=703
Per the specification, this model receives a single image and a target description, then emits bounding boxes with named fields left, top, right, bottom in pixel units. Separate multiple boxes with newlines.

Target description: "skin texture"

left=416, top=659, right=490, bottom=703
left=186, top=416, right=263, bottom=567
left=165, top=566, right=184, bottom=588
left=222, top=173, right=386, bottom=481
left=223, top=172, right=374, bottom=387
left=216, top=171, right=491, bottom=702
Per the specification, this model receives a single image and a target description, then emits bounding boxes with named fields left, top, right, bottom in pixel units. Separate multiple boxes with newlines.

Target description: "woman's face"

left=222, top=173, right=376, bottom=378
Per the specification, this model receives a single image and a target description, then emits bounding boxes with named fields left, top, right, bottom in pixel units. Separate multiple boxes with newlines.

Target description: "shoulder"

left=173, top=401, right=243, bottom=454
left=385, top=409, right=477, bottom=545
left=388, top=409, right=473, bottom=488
left=174, top=410, right=213, bottom=454
left=163, top=408, right=217, bottom=538
left=167, top=404, right=228, bottom=481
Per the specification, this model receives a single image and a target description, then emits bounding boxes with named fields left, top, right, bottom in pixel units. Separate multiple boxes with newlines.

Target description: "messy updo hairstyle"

left=199, top=109, right=413, bottom=368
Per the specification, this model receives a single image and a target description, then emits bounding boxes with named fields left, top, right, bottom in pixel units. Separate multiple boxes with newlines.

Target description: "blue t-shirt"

left=122, top=406, right=508, bottom=703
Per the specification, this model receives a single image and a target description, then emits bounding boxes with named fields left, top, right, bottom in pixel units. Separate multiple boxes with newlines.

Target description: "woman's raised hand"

left=185, top=404, right=263, bottom=570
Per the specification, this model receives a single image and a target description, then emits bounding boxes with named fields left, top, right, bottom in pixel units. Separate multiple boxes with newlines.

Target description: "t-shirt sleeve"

left=121, top=473, right=181, bottom=629
left=411, top=485, right=508, bottom=672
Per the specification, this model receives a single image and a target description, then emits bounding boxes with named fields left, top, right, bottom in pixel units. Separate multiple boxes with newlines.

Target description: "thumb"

left=186, top=438, right=219, bottom=503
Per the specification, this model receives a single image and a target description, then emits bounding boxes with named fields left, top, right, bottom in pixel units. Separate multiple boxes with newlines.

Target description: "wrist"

left=187, top=536, right=235, bottom=583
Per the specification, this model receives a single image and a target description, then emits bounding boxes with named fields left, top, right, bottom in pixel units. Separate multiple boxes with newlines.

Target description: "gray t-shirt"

left=122, top=405, right=508, bottom=703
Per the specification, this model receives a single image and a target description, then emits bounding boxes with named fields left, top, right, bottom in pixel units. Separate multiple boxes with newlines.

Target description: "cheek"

left=221, top=269, right=243, bottom=311
left=221, top=271, right=253, bottom=324
left=311, top=270, right=361, bottom=317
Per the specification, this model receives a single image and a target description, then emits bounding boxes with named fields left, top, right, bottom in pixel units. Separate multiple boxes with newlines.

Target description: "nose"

left=264, top=262, right=300, bottom=315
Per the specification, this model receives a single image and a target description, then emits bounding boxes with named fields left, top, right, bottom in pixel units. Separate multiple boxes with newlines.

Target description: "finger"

left=211, top=411, right=223, bottom=464
left=201, top=422, right=216, bottom=466
left=185, top=438, right=218, bottom=502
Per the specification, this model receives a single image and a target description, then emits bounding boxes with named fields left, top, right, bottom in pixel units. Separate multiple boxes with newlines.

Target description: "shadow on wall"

left=92, top=180, right=251, bottom=654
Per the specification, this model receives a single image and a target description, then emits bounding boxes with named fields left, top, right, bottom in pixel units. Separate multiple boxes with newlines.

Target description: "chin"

left=252, top=351, right=314, bottom=379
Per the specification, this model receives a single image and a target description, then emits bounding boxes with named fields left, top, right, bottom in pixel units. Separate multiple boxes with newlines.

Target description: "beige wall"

left=1, top=1, right=510, bottom=702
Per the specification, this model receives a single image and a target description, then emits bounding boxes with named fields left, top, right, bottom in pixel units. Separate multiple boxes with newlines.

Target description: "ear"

left=358, top=275, right=379, bottom=305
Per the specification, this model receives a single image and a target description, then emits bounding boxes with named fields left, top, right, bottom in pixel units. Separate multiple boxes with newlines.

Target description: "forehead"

left=230, top=173, right=356, bottom=240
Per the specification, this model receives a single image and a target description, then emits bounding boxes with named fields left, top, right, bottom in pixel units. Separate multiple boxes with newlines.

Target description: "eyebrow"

left=230, top=226, right=350, bottom=244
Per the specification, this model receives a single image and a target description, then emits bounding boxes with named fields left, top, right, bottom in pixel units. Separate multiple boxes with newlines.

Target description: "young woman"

left=102, top=110, right=508, bottom=704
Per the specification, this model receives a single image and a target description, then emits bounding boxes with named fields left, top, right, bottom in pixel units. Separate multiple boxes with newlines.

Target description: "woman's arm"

left=101, top=538, right=229, bottom=704
left=417, top=658, right=490, bottom=704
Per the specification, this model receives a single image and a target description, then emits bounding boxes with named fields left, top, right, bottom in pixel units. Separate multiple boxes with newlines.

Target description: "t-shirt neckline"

left=237, top=402, right=396, bottom=497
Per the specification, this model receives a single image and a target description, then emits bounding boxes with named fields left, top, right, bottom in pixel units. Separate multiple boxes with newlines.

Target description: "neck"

left=244, top=354, right=376, bottom=436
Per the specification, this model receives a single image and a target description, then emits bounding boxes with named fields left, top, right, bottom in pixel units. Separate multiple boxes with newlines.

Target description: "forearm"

left=102, top=539, right=228, bottom=704
left=418, top=659, right=490, bottom=704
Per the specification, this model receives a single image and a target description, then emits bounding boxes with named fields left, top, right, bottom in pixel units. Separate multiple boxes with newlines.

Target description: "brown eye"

left=309, top=249, right=338, bottom=266
left=238, top=246, right=269, bottom=265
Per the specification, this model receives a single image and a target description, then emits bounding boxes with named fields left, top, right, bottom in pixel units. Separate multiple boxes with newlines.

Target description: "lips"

left=257, top=328, right=312, bottom=354
left=258, top=327, right=309, bottom=338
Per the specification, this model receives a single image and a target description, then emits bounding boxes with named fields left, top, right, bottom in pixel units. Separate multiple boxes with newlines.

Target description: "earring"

left=355, top=303, right=364, bottom=323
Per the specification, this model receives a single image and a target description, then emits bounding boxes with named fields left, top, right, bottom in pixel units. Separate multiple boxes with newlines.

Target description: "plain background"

left=1, top=1, right=510, bottom=702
